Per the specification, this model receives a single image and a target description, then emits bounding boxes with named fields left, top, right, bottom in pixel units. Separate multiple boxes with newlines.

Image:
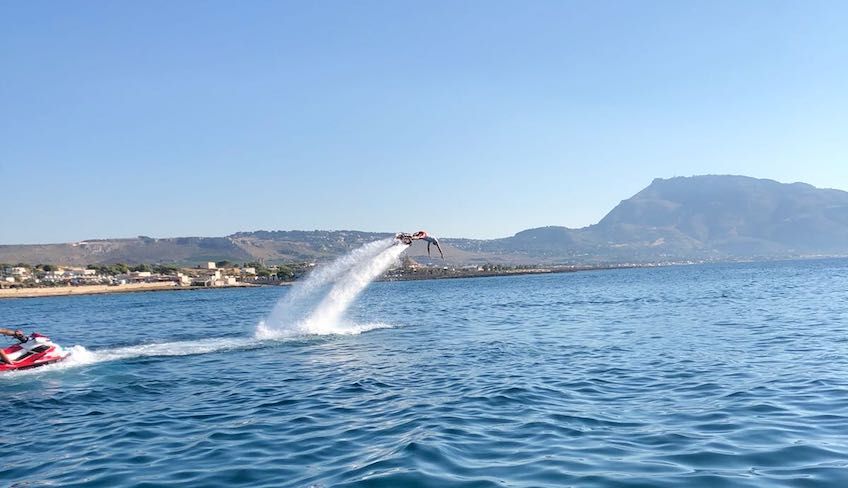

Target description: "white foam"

left=256, top=320, right=394, bottom=340
left=258, top=238, right=407, bottom=338
left=85, top=337, right=253, bottom=362
left=266, top=238, right=397, bottom=325
left=0, top=338, right=255, bottom=377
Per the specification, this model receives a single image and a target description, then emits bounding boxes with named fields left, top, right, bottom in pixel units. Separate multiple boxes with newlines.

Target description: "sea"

left=1, top=258, right=847, bottom=487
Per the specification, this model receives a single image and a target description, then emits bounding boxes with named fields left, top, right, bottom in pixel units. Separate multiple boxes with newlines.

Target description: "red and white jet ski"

left=0, top=333, right=69, bottom=372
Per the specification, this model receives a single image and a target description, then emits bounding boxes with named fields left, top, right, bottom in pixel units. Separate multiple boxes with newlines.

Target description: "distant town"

left=0, top=260, right=304, bottom=290
left=0, top=258, right=677, bottom=299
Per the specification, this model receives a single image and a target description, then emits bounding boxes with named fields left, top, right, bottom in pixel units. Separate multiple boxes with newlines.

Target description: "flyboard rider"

left=394, top=230, right=445, bottom=259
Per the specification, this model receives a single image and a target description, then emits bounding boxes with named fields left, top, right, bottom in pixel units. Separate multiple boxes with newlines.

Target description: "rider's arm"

left=0, top=328, right=25, bottom=340
left=0, top=329, right=21, bottom=364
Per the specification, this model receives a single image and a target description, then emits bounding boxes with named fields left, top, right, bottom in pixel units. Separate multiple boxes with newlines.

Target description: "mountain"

left=0, top=237, right=255, bottom=267
left=596, top=175, right=848, bottom=255
left=2, top=175, right=847, bottom=265
left=486, top=175, right=848, bottom=260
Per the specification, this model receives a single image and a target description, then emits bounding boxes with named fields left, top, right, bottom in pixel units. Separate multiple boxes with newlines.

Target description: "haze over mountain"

left=3, top=176, right=847, bottom=266
left=597, top=175, right=848, bottom=256
left=471, top=175, right=848, bottom=261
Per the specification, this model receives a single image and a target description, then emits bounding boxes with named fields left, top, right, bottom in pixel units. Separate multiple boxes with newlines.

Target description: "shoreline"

left=7, top=256, right=837, bottom=301
left=0, top=282, right=262, bottom=300
left=0, top=266, right=625, bottom=300
left=380, top=265, right=639, bottom=282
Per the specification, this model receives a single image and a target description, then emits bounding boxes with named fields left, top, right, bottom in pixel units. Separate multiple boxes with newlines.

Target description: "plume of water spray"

left=284, top=239, right=396, bottom=303
left=300, top=243, right=407, bottom=334
left=261, top=239, right=394, bottom=328
left=257, top=238, right=407, bottom=338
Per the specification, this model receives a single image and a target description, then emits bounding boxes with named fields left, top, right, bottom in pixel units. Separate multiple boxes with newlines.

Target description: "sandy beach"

left=0, top=282, right=254, bottom=299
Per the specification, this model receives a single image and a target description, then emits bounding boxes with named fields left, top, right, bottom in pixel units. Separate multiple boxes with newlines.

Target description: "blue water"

left=2, top=260, right=848, bottom=487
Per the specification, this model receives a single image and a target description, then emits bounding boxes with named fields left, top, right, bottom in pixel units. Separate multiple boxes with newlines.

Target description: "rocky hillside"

left=483, top=175, right=848, bottom=260
left=3, top=175, right=847, bottom=265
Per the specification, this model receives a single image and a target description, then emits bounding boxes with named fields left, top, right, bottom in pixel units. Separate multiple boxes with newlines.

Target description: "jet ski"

left=0, top=333, right=69, bottom=372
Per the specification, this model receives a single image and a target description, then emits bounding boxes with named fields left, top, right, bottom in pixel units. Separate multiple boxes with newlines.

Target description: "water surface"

left=2, top=260, right=847, bottom=487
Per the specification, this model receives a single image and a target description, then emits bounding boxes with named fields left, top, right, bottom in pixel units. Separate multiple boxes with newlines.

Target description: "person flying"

left=412, top=231, right=444, bottom=259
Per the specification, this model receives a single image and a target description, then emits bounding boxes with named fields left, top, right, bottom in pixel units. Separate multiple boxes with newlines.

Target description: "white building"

left=11, top=267, right=30, bottom=277
left=176, top=273, right=192, bottom=286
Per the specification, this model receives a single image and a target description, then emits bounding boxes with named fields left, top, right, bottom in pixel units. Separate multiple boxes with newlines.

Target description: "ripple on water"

left=2, top=261, right=848, bottom=486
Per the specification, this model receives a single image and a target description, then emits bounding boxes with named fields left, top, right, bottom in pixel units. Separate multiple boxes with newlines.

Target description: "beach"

left=0, top=282, right=256, bottom=299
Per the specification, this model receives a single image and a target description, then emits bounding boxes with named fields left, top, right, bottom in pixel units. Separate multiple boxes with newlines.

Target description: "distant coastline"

left=381, top=263, right=646, bottom=282
left=0, top=263, right=650, bottom=300
left=0, top=282, right=263, bottom=300
left=5, top=176, right=848, bottom=267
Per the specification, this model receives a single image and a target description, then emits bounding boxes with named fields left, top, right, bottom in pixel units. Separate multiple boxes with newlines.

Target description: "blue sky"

left=2, top=1, right=847, bottom=244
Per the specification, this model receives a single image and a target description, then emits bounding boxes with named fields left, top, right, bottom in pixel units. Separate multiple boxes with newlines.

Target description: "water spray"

left=257, top=238, right=408, bottom=338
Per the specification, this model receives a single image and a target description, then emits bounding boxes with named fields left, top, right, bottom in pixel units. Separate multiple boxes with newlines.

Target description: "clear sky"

left=2, top=1, right=847, bottom=244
